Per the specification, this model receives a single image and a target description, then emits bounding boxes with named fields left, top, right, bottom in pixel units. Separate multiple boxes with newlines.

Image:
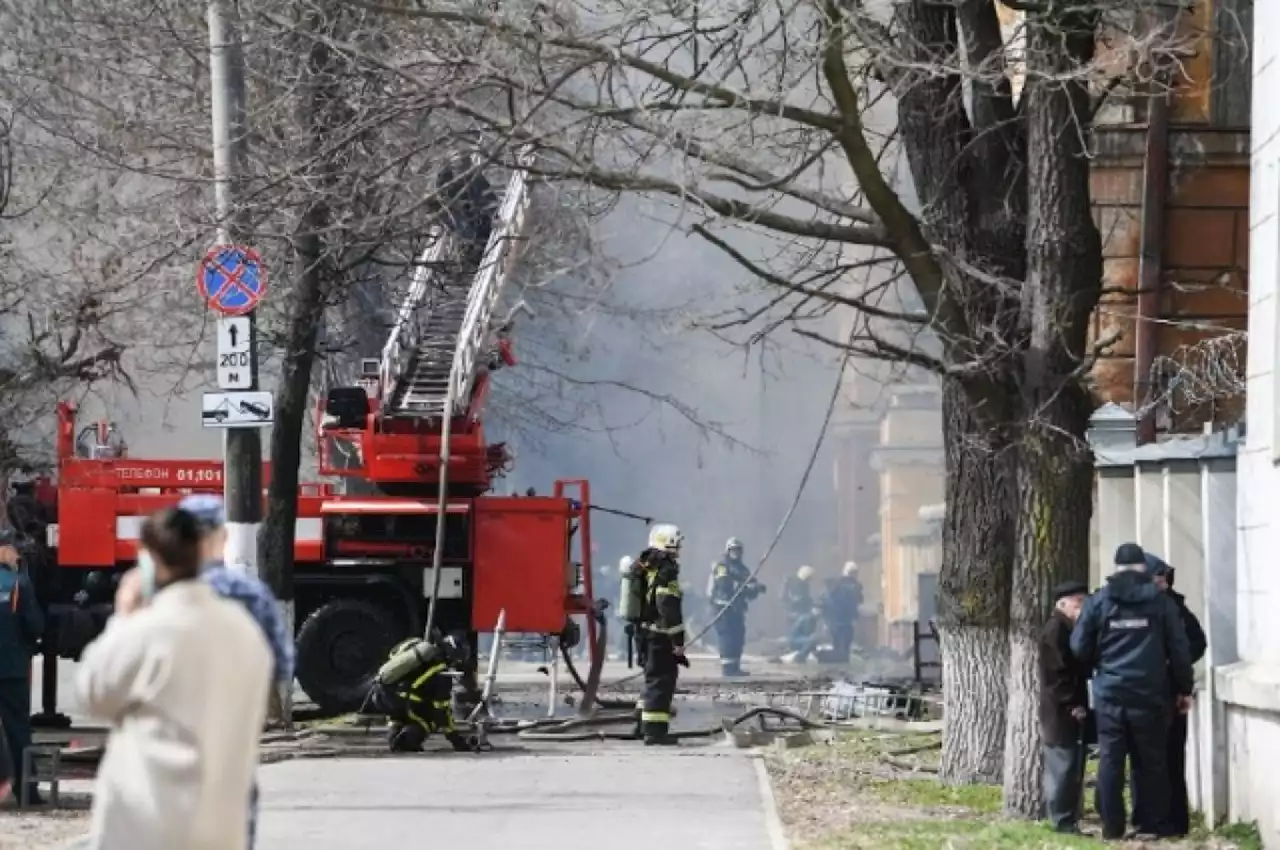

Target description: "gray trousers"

left=1043, top=742, right=1085, bottom=830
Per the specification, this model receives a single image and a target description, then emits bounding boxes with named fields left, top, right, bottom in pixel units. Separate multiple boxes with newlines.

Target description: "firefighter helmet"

left=797, top=565, right=814, bottom=581
left=619, top=554, right=634, bottom=571
left=647, top=523, right=684, bottom=553
left=725, top=537, right=743, bottom=555
left=843, top=561, right=858, bottom=577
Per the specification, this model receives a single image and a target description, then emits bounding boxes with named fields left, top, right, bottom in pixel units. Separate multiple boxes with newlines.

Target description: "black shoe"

left=1052, top=823, right=1081, bottom=835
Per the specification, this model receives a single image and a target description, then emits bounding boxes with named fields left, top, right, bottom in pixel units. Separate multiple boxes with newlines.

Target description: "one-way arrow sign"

left=217, top=316, right=253, bottom=390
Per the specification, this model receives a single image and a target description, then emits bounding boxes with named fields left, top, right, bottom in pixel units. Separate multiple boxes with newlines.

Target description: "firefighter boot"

left=643, top=721, right=679, bottom=747
left=388, top=723, right=426, bottom=753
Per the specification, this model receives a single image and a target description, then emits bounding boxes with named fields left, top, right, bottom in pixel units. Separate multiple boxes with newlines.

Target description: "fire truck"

left=17, top=153, right=598, bottom=723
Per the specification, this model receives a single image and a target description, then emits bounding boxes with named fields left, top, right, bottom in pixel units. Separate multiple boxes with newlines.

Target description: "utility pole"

left=208, top=0, right=263, bottom=572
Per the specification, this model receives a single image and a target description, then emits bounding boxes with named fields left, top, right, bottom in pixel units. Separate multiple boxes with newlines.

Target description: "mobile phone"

left=137, top=550, right=158, bottom=602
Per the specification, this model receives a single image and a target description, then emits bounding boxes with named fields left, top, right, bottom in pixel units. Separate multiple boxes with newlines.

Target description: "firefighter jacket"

left=0, top=564, right=43, bottom=679
left=384, top=642, right=456, bottom=734
left=638, top=549, right=685, bottom=649
left=709, top=558, right=761, bottom=617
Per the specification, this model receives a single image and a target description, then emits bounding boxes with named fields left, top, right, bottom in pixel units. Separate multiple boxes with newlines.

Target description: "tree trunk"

left=937, top=376, right=1015, bottom=784
left=257, top=2, right=344, bottom=726
left=1001, top=8, right=1102, bottom=817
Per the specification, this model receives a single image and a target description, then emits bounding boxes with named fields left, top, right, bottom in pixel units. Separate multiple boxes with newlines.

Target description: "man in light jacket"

left=75, top=507, right=271, bottom=850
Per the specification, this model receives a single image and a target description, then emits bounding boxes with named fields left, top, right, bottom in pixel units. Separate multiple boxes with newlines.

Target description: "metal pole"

left=208, top=0, right=263, bottom=571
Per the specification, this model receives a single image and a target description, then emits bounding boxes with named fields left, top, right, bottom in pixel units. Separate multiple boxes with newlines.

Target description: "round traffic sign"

left=197, top=244, right=267, bottom=316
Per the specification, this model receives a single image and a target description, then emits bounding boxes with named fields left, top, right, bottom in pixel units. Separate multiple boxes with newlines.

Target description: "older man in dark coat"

left=1040, top=579, right=1090, bottom=833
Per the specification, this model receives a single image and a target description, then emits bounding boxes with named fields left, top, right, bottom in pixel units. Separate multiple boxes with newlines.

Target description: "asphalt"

left=256, top=746, right=782, bottom=850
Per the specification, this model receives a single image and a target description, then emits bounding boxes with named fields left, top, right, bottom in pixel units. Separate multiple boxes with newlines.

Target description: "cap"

left=1114, top=542, right=1146, bottom=566
left=1143, top=552, right=1172, bottom=576
left=0, top=528, right=16, bottom=547
left=1052, top=580, right=1088, bottom=602
left=178, top=494, right=225, bottom=530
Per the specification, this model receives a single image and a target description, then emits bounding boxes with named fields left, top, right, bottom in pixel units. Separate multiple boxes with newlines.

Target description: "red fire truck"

left=18, top=155, right=597, bottom=722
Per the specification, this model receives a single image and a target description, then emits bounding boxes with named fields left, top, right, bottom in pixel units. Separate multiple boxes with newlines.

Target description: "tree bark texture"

left=937, top=376, right=1015, bottom=784
left=257, top=3, right=344, bottom=605
left=1001, top=8, right=1102, bottom=818
left=895, top=0, right=1028, bottom=786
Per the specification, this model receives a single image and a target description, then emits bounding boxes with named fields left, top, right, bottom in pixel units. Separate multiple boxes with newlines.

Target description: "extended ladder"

left=378, top=153, right=533, bottom=419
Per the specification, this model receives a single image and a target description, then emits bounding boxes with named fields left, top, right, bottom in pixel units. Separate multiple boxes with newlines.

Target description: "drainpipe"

left=1134, top=86, right=1171, bottom=445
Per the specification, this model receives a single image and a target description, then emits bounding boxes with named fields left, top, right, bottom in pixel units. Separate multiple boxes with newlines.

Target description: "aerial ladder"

left=369, top=149, right=537, bottom=637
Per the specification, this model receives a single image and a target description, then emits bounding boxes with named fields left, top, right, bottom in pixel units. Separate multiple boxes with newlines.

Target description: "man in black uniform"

left=0, top=528, right=42, bottom=805
left=370, top=633, right=477, bottom=753
left=1139, top=552, right=1206, bottom=837
left=1071, top=543, right=1194, bottom=840
left=709, top=537, right=764, bottom=677
left=634, top=524, right=689, bottom=746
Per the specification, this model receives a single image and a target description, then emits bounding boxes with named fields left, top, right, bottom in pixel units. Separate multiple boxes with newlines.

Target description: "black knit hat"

left=1114, top=542, right=1146, bottom=566
left=1053, top=580, right=1088, bottom=602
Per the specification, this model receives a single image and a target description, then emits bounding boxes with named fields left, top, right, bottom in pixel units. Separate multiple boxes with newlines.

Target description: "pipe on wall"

left=1134, top=85, right=1172, bottom=445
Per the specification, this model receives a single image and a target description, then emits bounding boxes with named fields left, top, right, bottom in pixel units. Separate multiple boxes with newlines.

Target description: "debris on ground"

left=764, top=729, right=1261, bottom=849
left=0, top=790, right=93, bottom=850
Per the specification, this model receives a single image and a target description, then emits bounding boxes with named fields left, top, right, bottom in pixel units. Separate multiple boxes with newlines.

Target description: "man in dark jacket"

left=1040, top=579, right=1090, bottom=833
left=1138, top=552, right=1206, bottom=837
left=1071, top=542, right=1194, bottom=840
left=0, top=528, right=43, bottom=805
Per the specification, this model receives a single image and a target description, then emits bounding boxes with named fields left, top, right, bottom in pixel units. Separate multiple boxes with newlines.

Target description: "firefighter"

left=709, top=537, right=765, bottom=677
left=782, top=565, right=819, bottom=663
left=821, top=562, right=863, bottom=663
left=629, top=524, right=689, bottom=746
left=436, top=152, right=498, bottom=270
left=370, top=633, right=477, bottom=753
left=0, top=527, right=43, bottom=805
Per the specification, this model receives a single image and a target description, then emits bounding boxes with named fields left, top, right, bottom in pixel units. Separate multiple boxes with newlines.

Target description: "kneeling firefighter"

left=620, top=523, right=689, bottom=746
left=369, top=633, right=478, bottom=753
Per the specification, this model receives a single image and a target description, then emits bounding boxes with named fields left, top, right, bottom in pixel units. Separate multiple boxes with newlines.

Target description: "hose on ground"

left=473, top=705, right=823, bottom=743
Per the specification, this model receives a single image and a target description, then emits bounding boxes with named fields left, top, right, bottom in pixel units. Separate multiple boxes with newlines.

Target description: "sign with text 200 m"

left=217, top=316, right=253, bottom=390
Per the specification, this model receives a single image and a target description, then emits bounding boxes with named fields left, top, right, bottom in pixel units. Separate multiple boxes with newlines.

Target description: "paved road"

left=257, top=746, right=784, bottom=850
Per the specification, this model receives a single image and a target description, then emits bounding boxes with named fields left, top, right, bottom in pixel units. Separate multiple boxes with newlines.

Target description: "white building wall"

left=1226, top=1, right=1280, bottom=842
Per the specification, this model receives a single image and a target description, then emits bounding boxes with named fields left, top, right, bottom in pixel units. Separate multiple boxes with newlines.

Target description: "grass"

left=764, top=730, right=1264, bottom=850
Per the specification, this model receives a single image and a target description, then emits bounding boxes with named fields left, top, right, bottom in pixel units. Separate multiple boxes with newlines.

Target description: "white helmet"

left=648, top=523, right=684, bottom=553
left=797, top=565, right=814, bottom=581
left=725, top=537, right=743, bottom=554
left=619, top=555, right=634, bottom=572
left=843, top=561, right=858, bottom=577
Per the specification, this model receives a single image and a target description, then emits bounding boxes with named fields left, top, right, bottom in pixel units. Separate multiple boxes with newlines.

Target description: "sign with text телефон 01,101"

left=197, top=244, right=267, bottom=317
left=216, top=315, right=253, bottom=390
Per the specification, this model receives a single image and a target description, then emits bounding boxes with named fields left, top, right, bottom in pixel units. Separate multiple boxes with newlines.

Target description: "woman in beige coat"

left=74, top=507, right=271, bottom=850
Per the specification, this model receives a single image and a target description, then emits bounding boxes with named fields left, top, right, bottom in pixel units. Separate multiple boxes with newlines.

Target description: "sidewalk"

left=257, top=746, right=786, bottom=850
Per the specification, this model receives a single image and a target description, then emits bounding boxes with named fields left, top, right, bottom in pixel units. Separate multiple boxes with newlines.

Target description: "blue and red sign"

left=197, top=244, right=267, bottom=316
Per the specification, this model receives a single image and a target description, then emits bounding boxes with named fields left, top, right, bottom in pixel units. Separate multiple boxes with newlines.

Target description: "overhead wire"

left=597, top=324, right=859, bottom=689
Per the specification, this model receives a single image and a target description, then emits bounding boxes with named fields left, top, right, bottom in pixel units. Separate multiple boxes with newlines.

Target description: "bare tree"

left=351, top=0, right=1243, bottom=815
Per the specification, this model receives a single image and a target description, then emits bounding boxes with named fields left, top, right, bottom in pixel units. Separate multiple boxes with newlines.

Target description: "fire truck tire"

left=295, top=598, right=398, bottom=715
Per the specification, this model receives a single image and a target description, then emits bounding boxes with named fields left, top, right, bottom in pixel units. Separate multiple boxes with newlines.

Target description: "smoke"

left=495, top=192, right=846, bottom=625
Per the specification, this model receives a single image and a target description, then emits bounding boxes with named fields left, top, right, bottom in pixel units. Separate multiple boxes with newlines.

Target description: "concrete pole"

left=208, top=0, right=263, bottom=572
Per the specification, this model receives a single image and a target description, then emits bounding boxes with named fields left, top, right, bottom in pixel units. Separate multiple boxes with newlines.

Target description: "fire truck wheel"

left=295, top=598, right=398, bottom=715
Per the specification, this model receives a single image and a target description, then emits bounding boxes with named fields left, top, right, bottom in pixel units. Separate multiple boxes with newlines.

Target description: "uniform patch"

left=1109, top=617, right=1150, bottom=629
